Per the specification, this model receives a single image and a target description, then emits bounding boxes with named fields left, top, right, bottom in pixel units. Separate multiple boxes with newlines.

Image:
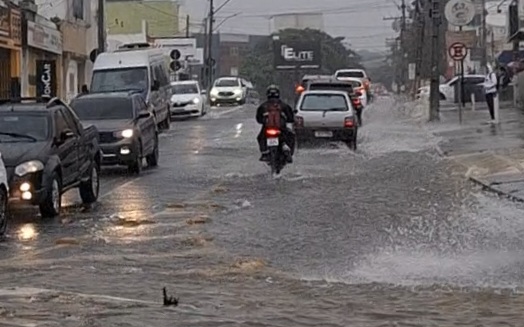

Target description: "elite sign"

left=273, top=40, right=321, bottom=69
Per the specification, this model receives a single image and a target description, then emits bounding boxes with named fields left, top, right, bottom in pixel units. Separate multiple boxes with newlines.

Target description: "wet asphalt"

left=2, top=97, right=524, bottom=326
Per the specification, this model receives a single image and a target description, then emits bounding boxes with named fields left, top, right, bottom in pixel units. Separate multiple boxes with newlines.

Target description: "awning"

left=496, top=50, right=524, bottom=64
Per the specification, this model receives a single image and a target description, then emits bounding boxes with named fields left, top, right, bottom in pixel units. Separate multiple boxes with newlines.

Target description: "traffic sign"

left=444, top=0, right=476, bottom=27
left=170, top=49, right=181, bottom=60
left=448, top=42, right=468, bottom=61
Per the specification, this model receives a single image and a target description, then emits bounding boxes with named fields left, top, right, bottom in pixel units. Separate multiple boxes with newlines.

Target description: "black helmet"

left=266, top=84, right=280, bottom=99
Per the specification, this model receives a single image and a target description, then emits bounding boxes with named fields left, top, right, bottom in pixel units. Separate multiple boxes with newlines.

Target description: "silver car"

left=294, top=90, right=358, bottom=150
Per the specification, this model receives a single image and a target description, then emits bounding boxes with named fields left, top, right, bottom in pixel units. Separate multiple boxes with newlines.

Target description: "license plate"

left=314, top=131, right=333, bottom=138
left=267, top=138, right=279, bottom=146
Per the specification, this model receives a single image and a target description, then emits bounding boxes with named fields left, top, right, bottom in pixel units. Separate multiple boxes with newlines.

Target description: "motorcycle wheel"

left=269, top=147, right=281, bottom=175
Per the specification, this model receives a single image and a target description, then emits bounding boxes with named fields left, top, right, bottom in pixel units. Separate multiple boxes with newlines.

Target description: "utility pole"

left=400, top=0, right=406, bottom=93
left=97, top=0, right=106, bottom=53
left=480, top=0, right=487, bottom=71
left=186, top=15, right=190, bottom=38
left=414, top=0, right=425, bottom=93
left=206, top=0, right=215, bottom=90
left=429, top=0, right=441, bottom=121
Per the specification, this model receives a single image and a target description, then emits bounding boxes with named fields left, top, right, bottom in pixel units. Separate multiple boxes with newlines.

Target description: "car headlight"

left=233, top=89, right=242, bottom=95
left=193, top=98, right=200, bottom=104
left=15, top=160, right=44, bottom=177
left=114, top=129, right=134, bottom=138
left=210, top=88, right=219, bottom=96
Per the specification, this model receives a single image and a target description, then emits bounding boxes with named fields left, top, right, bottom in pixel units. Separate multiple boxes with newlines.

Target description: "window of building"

left=230, top=47, right=239, bottom=56
left=72, top=0, right=84, bottom=20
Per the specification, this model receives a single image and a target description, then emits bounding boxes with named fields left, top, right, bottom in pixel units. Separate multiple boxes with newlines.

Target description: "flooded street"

left=1, top=98, right=524, bottom=326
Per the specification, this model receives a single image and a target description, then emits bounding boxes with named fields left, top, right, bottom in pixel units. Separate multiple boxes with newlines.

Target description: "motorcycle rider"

left=256, top=85, right=295, bottom=163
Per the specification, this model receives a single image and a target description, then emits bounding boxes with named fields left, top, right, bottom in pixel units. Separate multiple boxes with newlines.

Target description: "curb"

left=468, top=175, right=524, bottom=203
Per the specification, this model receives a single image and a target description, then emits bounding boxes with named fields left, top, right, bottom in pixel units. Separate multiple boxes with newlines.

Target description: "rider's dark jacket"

left=256, top=98, right=295, bottom=126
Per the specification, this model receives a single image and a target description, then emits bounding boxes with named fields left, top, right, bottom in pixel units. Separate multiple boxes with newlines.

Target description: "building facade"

left=35, top=0, right=98, bottom=102
left=0, top=2, right=22, bottom=98
left=106, top=0, right=179, bottom=38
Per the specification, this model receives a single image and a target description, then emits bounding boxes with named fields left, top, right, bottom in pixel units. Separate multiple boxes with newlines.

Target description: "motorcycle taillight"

left=266, top=128, right=280, bottom=137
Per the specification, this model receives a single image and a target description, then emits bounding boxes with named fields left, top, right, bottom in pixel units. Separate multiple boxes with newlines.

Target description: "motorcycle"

left=265, top=127, right=288, bottom=175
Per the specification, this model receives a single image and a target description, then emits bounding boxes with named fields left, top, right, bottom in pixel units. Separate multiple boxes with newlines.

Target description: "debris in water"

left=212, top=186, right=229, bottom=193
left=186, top=216, right=211, bottom=225
left=113, top=217, right=155, bottom=227
left=55, top=237, right=80, bottom=245
left=231, top=258, right=266, bottom=271
left=162, top=287, right=179, bottom=306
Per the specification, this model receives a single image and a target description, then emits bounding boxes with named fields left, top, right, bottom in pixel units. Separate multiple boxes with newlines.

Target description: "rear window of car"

left=336, top=71, right=365, bottom=78
left=300, top=94, right=349, bottom=111
left=309, top=83, right=353, bottom=93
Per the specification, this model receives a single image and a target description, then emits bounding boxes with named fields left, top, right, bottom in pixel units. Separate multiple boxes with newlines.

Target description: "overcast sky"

left=179, top=0, right=399, bottom=52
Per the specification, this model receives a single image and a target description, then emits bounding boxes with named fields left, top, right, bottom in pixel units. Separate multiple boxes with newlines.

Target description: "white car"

left=334, top=68, right=372, bottom=100
left=0, top=152, right=8, bottom=237
left=438, top=74, right=485, bottom=101
left=170, top=80, right=207, bottom=118
left=209, top=77, right=247, bottom=106
left=333, top=76, right=368, bottom=107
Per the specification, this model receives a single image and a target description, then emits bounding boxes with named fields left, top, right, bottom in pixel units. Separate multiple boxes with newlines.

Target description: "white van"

left=90, top=43, right=171, bottom=130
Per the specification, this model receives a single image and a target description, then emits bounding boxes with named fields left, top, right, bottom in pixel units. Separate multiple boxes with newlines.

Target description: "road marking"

left=100, top=177, right=141, bottom=199
left=211, top=106, right=244, bottom=117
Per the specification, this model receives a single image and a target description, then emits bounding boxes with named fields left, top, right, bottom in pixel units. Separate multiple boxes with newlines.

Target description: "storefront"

left=0, top=4, right=22, bottom=98
left=21, top=15, right=62, bottom=97
left=60, top=21, right=89, bottom=103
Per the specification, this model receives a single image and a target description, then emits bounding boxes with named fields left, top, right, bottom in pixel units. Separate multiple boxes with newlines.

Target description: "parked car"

left=438, top=74, right=485, bottom=101
left=90, top=42, right=172, bottom=131
left=294, top=90, right=358, bottom=150
left=209, top=77, right=247, bottom=106
left=170, top=80, right=207, bottom=118
left=70, top=92, right=159, bottom=175
left=0, top=152, right=7, bottom=236
left=0, top=97, right=101, bottom=218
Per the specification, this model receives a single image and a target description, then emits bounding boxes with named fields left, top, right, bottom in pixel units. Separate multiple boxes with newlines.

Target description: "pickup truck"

left=0, top=97, right=101, bottom=218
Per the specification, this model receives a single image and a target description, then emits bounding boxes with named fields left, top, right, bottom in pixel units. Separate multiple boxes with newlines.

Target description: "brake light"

left=296, top=85, right=305, bottom=93
left=265, top=128, right=280, bottom=137
left=295, top=116, right=304, bottom=127
left=355, top=87, right=365, bottom=93
left=352, top=98, right=361, bottom=106
left=344, top=117, right=355, bottom=128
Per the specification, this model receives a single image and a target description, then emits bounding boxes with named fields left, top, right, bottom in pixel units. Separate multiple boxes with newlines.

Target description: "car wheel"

left=128, top=144, right=143, bottom=175
left=146, top=135, right=159, bottom=167
left=40, top=172, right=61, bottom=218
left=0, top=186, right=8, bottom=238
left=79, top=163, right=100, bottom=204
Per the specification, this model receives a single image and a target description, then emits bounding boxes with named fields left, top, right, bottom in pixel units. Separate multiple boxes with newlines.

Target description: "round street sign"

left=448, top=42, right=468, bottom=61
left=445, top=0, right=476, bottom=26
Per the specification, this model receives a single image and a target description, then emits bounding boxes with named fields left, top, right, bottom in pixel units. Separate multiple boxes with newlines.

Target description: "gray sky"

left=179, top=0, right=399, bottom=52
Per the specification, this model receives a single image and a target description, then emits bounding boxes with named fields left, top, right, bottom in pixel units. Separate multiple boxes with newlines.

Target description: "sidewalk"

left=433, top=101, right=524, bottom=201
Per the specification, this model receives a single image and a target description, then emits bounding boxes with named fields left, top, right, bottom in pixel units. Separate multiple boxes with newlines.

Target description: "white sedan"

left=334, top=76, right=368, bottom=107
left=169, top=80, right=207, bottom=119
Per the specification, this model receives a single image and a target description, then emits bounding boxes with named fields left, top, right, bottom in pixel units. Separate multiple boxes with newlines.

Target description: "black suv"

left=0, top=97, right=101, bottom=217
left=70, top=92, right=159, bottom=175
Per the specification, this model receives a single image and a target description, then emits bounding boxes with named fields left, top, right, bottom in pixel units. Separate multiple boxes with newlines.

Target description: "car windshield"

left=337, top=71, right=365, bottom=78
left=301, top=94, right=349, bottom=111
left=70, top=97, right=134, bottom=120
left=172, top=84, right=199, bottom=94
left=215, top=79, right=239, bottom=87
left=91, top=67, right=149, bottom=93
left=0, top=114, right=48, bottom=141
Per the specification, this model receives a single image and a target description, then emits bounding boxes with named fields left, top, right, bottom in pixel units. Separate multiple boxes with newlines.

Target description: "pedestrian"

left=483, top=63, right=498, bottom=124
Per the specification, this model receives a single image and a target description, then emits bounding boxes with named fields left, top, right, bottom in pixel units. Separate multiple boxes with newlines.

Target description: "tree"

left=241, top=28, right=363, bottom=101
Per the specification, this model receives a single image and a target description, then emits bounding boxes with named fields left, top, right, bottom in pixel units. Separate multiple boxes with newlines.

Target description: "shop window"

left=230, top=47, right=239, bottom=56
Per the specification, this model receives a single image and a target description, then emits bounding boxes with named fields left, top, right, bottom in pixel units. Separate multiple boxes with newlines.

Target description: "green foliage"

left=240, top=28, right=363, bottom=99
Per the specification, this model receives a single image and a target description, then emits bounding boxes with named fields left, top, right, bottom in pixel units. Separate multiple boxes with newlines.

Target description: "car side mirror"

left=56, top=129, right=74, bottom=145
left=137, top=111, right=151, bottom=119
left=293, top=109, right=298, bottom=114
left=151, top=80, right=160, bottom=91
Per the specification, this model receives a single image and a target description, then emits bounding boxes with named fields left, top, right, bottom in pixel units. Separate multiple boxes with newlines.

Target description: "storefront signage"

left=36, top=60, right=57, bottom=97
left=27, top=21, right=62, bottom=55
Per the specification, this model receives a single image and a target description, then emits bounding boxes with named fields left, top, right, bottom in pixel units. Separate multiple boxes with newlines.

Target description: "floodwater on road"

left=1, top=99, right=524, bottom=326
